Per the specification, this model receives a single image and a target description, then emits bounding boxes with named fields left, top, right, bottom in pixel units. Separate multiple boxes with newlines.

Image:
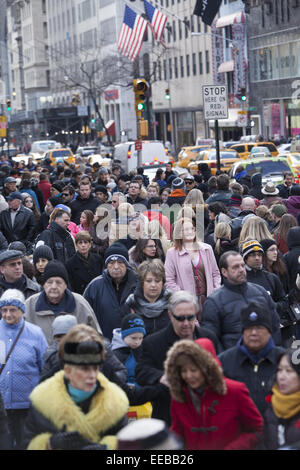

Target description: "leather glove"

left=50, top=426, right=94, bottom=450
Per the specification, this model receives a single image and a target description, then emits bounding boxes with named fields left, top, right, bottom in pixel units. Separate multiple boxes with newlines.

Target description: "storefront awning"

left=209, top=108, right=239, bottom=128
left=216, top=11, right=245, bottom=28
left=105, top=120, right=115, bottom=136
left=218, top=60, right=234, bottom=73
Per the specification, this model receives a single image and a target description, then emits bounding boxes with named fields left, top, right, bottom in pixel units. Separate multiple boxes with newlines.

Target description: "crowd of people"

left=0, top=152, right=300, bottom=450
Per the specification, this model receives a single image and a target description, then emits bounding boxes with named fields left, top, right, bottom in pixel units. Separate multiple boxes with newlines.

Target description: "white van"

left=31, top=140, right=58, bottom=155
left=114, top=141, right=168, bottom=173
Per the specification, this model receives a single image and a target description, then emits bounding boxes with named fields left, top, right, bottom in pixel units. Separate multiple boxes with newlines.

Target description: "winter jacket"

left=249, top=173, right=263, bottom=200
left=143, top=210, right=171, bottom=239
left=283, top=226, right=300, bottom=290
left=166, top=190, right=186, bottom=207
left=35, top=221, right=76, bottom=264
left=122, top=284, right=171, bottom=336
left=25, top=289, right=101, bottom=345
left=0, top=205, right=36, bottom=246
left=262, top=403, right=300, bottom=449
left=0, top=274, right=41, bottom=300
left=165, top=243, right=221, bottom=297
left=23, top=370, right=129, bottom=450
left=111, top=329, right=143, bottom=385
left=260, top=195, right=283, bottom=208
left=135, top=322, right=220, bottom=424
left=245, top=266, right=289, bottom=321
left=229, top=210, right=256, bottom=240
left=83, top=268, right=137, bottom=341
left=38, top=180, right=51, bottom=204
left=201, top=279, right=282, bottom=352
left=219, top=339, right=285, bottom=415
left=205, top=189, right=232, bottom=208
left=282, top=195, right=300, bottom=219
left=166, top=339, right=263, bottom=450
left=0, top=231, right=8, bottom=252
left=0, top=318, right=48, bottom=410
left=70, top=194, right=101, bottom=225
left=66, top=251, right=103, bottom=295
left=276, top=183, right=297, bottom=199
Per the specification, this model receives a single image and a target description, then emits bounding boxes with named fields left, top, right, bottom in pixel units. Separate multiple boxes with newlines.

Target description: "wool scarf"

left=271, top=384, right=300, bottom=420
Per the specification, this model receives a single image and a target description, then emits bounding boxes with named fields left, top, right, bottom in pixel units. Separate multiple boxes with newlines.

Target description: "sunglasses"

left=185, top=180, right=194, bottom=184
left=171, top=312, right=196, bottom=322
left=62, top=193, right=70, bottom=197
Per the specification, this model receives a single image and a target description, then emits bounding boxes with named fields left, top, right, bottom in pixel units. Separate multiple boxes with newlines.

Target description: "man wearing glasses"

left=61, top=185, right=75, bottom=206
left=135, top=290, right=219, bottom=425
left=184, top=174, right=196, bottom=194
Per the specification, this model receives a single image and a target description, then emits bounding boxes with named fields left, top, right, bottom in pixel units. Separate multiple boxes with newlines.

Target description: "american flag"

left=117, top=5, right=148, bottom=62
left=143, top=0, right=167, bottom=43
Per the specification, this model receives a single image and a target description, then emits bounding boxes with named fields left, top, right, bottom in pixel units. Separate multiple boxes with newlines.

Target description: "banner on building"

left=211, top=21, right=225, bottom=85
left=232, top=22, right=246, bottom=96
left=193, top=0, right=222, bottom=26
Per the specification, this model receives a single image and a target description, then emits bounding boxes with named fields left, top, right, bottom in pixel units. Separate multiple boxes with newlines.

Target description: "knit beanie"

left=270, top=204, right=287, bottom=218
left=52, top=314, right=78, bottom=337
left=240, top=302, right=272, bottom=333
left=230, top=194, right=242, bottom=207
left=121, top=313, right=146, bottom=339
left=0, top=289, right=26, bottom=313
left=260, top=238, right=277, bottom=253
left=104, top=242, right=130, bottom=268
left=241, top=239, right=264, bottom=260
left=42, top=260, right=69, bottom=285
left=8, top=241, right=27, bottom=255
left=33, top=245, right=54, bottom=265
left=171, top=177, right=185, bottom=191
left=48, top=196, right=64, bottom=207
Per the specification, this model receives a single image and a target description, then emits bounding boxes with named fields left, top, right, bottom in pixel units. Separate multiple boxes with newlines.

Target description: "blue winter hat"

left=121, top=314, right=146, bottom=339
left=0, top=289, right=26, bottom=313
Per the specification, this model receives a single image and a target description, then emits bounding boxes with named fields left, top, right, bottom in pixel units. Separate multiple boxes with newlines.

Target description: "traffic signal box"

left=133, top=78, right=149, bottom=138
left=6, top=99, right=11, bottom=111
left=72, top=92, right=80, bottom=106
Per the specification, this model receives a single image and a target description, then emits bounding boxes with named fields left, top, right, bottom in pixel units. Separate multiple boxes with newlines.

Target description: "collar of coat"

left=35, top=288, right=76, bottom=313
left=29, top=370, right=129, bottom=443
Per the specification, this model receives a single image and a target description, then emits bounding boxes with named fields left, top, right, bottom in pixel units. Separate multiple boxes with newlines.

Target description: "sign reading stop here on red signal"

left=202, top=85, right=228, bottom=120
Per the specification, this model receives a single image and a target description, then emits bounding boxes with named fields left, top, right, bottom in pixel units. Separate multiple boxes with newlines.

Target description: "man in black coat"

left=229, top=197, right=257, bottom=240
left=201, top=251, right=281, bottom=352
left=35, top=209, right=76, bottom=264
left=69, top=181, right=101, bottom=225
left=284, top=226, right=300, bottom=291
left=0, top=192, right=36, bottom=253
left=66, top=231, right=103, bottom=295
left=219, top=302, right=285, bottom=416
left=241, top=239, right=289, bottom=321
left=83, top=243, right=138, bottom=341
left=0, top=250, right=40, bottom=299
left=135, top=290, right=219, bottom=425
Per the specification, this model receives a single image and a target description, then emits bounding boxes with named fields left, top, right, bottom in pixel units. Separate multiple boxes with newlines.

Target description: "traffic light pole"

left=215, top=120, right=221, bottom=173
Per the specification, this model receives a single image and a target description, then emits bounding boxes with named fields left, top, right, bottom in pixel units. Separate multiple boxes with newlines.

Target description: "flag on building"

left=193, top=0, right=222, bottom=26
left=117, top=5, right=148, bottom=62
left=143, top=0, right=167, bottom=43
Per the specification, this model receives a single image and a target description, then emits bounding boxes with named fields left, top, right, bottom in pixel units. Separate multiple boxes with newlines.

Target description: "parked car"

left=188, top=149, right=242, bottom=175
left=228, top=156, right=297, bottom=186
left=178, top=145, right=214, bottom=168
left=229, top=141, right=279, bottom=158
left=43, top=148, right=75, bottom=167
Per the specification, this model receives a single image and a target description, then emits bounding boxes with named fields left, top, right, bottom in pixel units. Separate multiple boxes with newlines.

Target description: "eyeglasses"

left=62, top=193, right=70, bottom=197
left=185, top=180, right=194, bottom=184
left=171, top=312, right=196, bottom=322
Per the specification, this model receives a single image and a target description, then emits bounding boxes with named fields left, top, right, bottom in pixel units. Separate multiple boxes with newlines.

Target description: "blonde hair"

left=214, top=222, right=231, bottom=255
left=147, top=219, right=170, bottom=254
left=255, top=205, right=273, bottom=223
left=176, top=206, right=196, bottom=221
left=184, top=188, right=205, bottom=207
left=239, top=215, right=273, bottom=247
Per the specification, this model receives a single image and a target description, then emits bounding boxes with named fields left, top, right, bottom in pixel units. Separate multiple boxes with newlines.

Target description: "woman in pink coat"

left=165, top=217, right=221, bottom=318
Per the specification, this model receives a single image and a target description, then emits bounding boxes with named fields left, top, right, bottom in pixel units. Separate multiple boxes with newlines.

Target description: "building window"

left=281, top=0, right=285, bottom=21
left=199, top=52, right=203, bottom=74
left=169, top=58, right=172, bottom=79
left=197, top=16, right=201, bottom=32
left=180, top=56, right=184, bottom=77
left=167, top=23, right=171, bottom=43
left=158, top=61, right=162, bottom=81
left=205, top=50, right=210, bottom=73
left=192, top=53, right=196, bottom=75
left=190, top=15, right=194, bottom=32
left=184, top=18, right=189, bottom=38
left=186, top=54, right=190, bottom=76
left=163, top=59, right=167, bottom=80
left=172, top=21, right=176, bottom=41
left=174, top=57, right=178, bottom=78
left=178, top=20, right=182, bottom=40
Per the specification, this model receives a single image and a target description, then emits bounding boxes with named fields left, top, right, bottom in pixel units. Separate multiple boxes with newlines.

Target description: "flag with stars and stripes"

left=143, top=0, right=167, bottom=43
left=117, top=5, right=148, bottom=62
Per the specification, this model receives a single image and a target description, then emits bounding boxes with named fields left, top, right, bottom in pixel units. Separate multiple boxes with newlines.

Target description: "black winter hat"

left=121, top=313, right=146, bottom=339
left=33, top=245, right=54, bottom=265
left=8, top=241, right=27, bottom=255
left=104, top=242, right=130, bottom=267
left=42, top=260, right=69, bottom=285
left=260, top=238, right=277, bottom=253
left=240, top=302, right=272, bottom=333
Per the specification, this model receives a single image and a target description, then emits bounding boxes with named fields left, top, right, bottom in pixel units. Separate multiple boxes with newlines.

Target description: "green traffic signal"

left=137, top=102, right=145, bottom=111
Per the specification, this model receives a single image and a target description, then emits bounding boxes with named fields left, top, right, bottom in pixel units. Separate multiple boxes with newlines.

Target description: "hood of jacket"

left=111, top=328, right=127, bottom=351
left=251, top=173, right=262, bottom=186
left=285, top=196, right=300, bottom=209
left=164, top=339, right=226, bottom=403
left=287, top=226, right=300, bottom=249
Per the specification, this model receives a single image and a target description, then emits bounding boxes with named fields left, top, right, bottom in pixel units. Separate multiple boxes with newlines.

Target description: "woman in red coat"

left=164, top=338, right=263, bottom=450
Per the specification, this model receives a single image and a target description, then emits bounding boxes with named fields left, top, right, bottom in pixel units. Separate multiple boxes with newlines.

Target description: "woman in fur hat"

left=23, top=324, right=129, bottom=450
left=164, top=338, right=263, bottom=450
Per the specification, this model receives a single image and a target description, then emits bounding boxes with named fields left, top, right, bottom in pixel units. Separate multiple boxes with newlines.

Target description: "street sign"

left=135, top=140, right=142, bottom=151
left=202, top=85, right=228, bottom=120
left=237, top=111, right=247, bottom=127
left=0, top=116, right=7, bottom=138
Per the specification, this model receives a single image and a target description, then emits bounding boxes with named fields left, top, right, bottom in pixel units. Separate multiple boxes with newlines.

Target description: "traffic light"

left=6, top=99, right=11, bottom=111
left=165, top=89, right=170, bottom=100
left=90, top=114, right=95, bottom=129
left=133, top=79, right=149, bottom=117
left=72, top=92, right=80, bottom=106
left=240, top=87, right=247, bottom=101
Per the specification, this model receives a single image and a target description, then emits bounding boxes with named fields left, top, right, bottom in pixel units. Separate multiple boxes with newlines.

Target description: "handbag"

left=0, top=321, right=25, bottom=376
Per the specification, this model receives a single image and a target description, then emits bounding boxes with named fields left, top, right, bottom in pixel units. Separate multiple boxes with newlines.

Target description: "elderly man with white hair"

left=135, top=290, right=219, bottom=425
left=229, top=196, right=257, bottom=240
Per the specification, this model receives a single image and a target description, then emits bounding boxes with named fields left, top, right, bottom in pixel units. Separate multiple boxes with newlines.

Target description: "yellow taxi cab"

left=178, top=145, right=213, bottom=168
left=44, top=148, right=75, bottom=167
left=187, top=149, right=243, bottom=176
left=229, top=141, right=279, bottom=159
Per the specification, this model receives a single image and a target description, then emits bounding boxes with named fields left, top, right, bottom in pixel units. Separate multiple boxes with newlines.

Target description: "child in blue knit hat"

left=111, top=313, right=146, bottom=387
